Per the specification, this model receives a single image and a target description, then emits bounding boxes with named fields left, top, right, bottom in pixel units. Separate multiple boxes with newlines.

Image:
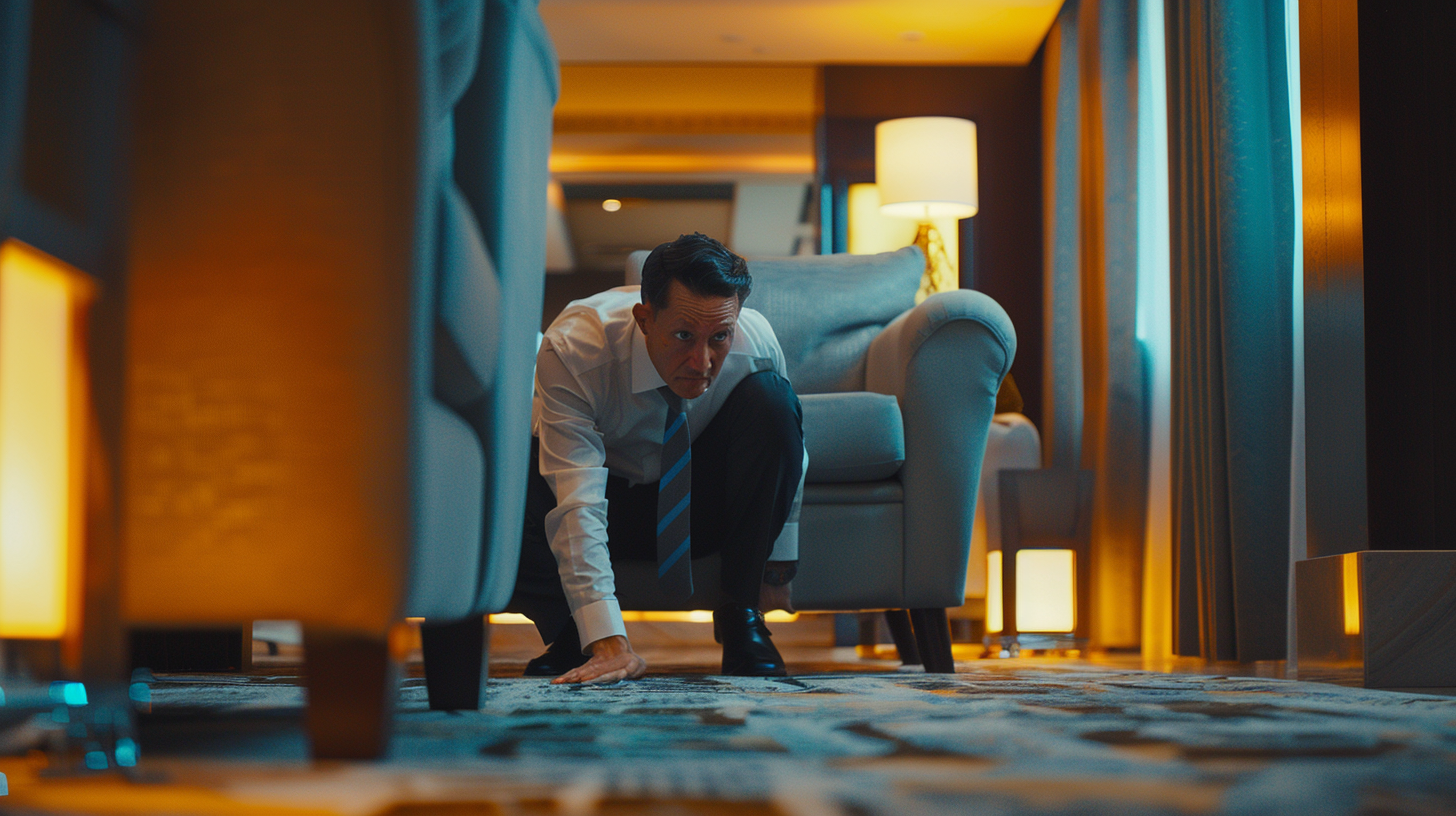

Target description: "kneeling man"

left=510, top=232, right=806, bottom=684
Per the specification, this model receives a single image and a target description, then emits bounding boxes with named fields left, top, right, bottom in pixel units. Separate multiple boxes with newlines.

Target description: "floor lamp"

left=875, top=116, right=979, bottom=301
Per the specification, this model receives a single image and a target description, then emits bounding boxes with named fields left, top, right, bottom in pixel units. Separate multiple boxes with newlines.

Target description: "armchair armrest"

left=865, top=290, right=1017, bottom=607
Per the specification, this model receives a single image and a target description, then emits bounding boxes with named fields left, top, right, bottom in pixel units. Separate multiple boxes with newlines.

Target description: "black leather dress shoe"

left=523, top=622, right=589, bottom=677
left=713, top=605, right=788, bottom=676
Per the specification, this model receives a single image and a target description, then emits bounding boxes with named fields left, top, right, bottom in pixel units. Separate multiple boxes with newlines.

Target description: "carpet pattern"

left=5, top=664, right=1456, bottom=815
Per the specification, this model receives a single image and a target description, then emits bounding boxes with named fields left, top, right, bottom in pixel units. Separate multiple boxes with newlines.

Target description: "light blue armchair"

left=617, top=247, right=1017, bottom=672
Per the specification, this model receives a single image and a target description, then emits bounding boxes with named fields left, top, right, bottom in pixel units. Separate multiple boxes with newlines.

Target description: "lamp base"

left=982, top=633, right=1087, bottom=659
left=912, top=221, right=957, bottom=302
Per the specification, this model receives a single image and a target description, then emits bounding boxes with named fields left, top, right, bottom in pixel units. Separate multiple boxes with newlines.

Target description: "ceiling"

left=540, top=0, right=1064, bottom=266
left=540, top=0, right=1064, bottom=65
left=551, top=65, right=819, bottom=179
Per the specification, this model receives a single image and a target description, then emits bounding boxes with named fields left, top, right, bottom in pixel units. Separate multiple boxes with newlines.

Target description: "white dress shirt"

left=532, top=286, right=807, bottom=648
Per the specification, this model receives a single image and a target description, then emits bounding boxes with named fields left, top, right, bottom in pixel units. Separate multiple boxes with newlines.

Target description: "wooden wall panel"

left=1359, top=0, right=1456, bottom=551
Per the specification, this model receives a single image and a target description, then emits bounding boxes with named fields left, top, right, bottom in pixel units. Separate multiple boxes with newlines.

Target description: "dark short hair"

left=640, top=232, right=751, bottom=311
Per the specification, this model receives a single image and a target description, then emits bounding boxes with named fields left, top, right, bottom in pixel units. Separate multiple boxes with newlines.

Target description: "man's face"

left=632, top=279, right=741, bottom=400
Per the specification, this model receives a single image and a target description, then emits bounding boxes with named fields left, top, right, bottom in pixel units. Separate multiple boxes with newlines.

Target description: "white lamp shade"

left=875, top=116, right=979, bottom=220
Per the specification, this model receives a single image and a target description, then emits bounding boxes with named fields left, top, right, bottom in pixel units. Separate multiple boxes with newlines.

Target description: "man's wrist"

left=589, top=634, right=632, bottom=656
left=762, top=560, right=797, bottom=587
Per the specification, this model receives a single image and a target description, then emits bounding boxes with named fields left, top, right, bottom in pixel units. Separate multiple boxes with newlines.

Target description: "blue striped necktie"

left=656, top=388, right=693, bottom=598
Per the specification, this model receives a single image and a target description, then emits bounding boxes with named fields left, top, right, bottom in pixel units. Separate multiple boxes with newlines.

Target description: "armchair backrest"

left=628, top=247, right=925, bottom=394
left=743, top=248, right=923, bottom=393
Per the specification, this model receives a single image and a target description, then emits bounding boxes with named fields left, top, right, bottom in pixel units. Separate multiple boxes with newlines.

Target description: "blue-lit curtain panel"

left=1041, top=0, right=1147, bottom=649
left=1165, top=0, right=1295, bottom=661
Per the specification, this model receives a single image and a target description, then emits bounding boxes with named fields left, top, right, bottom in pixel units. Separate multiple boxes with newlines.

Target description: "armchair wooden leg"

left=909, top=608, right=955, bottom=674
left=883, top=610, right=922, bottom=666
left=421, top=615, right=487, bottom=711
left=302, top=628, right=396, bottom=760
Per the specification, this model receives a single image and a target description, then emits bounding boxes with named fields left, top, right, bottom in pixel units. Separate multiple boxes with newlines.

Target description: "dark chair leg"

left=909, top=608, right=955, bottom=674
left=855, top=612, right=880, bottom=654
left=302, top=628, right=397, bottom=759
left=883, top=609, right=922, bottom=666
left=421, top=615, right=487, bottom=711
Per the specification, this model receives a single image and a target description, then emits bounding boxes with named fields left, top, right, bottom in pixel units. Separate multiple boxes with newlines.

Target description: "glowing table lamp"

left=875, top=116, right=979, bottom=302
left=0, top=239, right=91, bottom=646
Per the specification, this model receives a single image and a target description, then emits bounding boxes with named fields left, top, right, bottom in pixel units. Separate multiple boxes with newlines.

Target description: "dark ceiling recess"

left=559, top=184, right=736, bottom=278
left=547, top=183, right=740, bottom=327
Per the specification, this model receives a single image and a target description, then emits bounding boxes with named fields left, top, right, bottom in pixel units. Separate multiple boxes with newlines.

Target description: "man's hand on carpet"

left=760, top=581, right=794, bottom=613
left=552, top=635, right=646, bottom=685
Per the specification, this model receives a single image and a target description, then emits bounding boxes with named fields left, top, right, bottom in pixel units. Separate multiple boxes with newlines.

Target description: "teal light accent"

left=115, top=738, right=138, bottom=767
left=85, top=751, right=108, bottom=771
left=0, top=685, right=6, bottom=706
left=49, top=681, right=88, bottom=706
left=820, top=184, right=833, bottom=256
left=1135, top=0, right=1170, bottom=347
left=1, top=770, right=8, bottom=795
left=129, top=682, right=151, bottom=704
left=50, top=706, right=69, bottom=723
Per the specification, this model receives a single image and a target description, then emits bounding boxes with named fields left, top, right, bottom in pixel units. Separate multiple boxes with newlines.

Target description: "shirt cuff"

left=768, top=521, right=799, bottom=562
left=572, top=598, right=628, bottom=653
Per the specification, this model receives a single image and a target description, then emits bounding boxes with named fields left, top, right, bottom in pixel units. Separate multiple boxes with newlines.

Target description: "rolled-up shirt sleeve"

left=534, top=341, right=628, bottom=650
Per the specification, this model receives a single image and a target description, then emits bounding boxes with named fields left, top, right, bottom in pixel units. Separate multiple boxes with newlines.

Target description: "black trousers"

left=508, top=370, right=804, bottom=646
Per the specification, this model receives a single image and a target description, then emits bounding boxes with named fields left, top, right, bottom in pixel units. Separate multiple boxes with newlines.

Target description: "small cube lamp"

left=986, top=469, right=1093, bottom=656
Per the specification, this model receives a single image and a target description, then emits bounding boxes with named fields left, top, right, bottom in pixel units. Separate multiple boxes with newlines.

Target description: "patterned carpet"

left=4, top=662, right=1456, bottom=815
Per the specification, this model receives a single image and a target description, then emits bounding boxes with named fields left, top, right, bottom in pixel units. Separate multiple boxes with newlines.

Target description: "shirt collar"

left=631, top=321, right=666, bottom=394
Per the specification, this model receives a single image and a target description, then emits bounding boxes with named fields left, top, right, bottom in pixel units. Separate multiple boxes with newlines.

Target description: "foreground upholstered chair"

left=617, top=247, right=1016, bottom=672
left=121, top=0, right=554, bottom=757
left=416, top=0, right=560, bottom=713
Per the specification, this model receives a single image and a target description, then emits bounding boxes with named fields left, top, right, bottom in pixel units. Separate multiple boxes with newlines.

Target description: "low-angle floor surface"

left=3, top=619, right=1455, bottom=815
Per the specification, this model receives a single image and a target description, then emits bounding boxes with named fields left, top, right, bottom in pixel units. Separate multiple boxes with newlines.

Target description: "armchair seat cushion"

left=801, top=392, right=905, bottom=483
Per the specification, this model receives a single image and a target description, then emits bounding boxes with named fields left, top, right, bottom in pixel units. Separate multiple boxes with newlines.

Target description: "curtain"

left=1165, top=0, right=1296, bottom=661
left=1042, top=0, right=1147, bottom=649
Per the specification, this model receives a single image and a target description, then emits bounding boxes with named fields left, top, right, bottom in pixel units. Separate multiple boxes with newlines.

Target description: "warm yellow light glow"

left=549, top=152, right=814, bottom=175
left=847, top=183, right=959, bottom=265
left=0, top=240, right=85, bottom=639
left=1341, top=551, right=1361, bottom=636
left=986, top=550, right=1003, bottom=634
left=542, top=6, right=1064, bottom=66
left=602, top=199, right=622, bottom=212
left=555, top=65, right=818, bottom=123
left=488, top=610, right=800, bottom=625
left=1016, top=549, right=1075, bottom=633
